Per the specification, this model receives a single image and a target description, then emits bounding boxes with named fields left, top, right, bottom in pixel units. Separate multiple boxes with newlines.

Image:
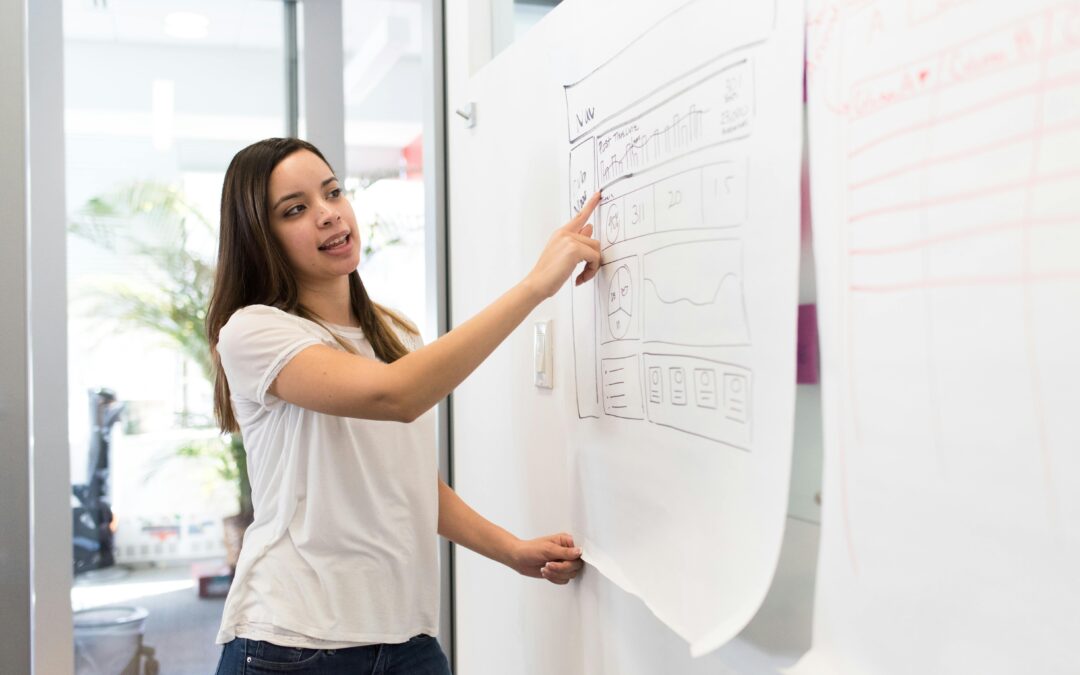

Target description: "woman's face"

left=267, top=149, right=360, bottom=285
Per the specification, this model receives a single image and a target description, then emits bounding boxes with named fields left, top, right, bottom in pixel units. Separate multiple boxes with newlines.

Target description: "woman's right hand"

left=523, top=192, right=603, bottom=300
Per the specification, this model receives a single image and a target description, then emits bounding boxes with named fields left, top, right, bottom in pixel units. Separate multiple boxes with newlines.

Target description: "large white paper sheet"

left=804, top=1, right=1080, bottom=672
left=564, top=0, right=804, bottom=656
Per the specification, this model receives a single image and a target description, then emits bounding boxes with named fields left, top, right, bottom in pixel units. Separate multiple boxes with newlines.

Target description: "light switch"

left=534, top=320, right=552, bottom=389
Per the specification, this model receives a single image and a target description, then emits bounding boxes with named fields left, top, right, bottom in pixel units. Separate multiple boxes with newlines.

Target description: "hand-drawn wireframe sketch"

left=600, top=255, right=640, bottom=343
left=607, top=265, right=634, bottom=339
left=569, top=137, right=597, bottom=218
left=559, top=0, right=801, bottom=657
left=602, top=355, right=644, bottom=419
left=588, top=57, right=754, bottom=187
left=567, top=45, right=758, bottom=440
left=702, top=161, right=748, bottom=228
left=596, top=159, right=750, bottom=250
left=643, top=353, right=752, bottom=449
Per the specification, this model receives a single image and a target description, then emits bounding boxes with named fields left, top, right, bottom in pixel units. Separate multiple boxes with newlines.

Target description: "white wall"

left=444, top=1, right=823, bottom=673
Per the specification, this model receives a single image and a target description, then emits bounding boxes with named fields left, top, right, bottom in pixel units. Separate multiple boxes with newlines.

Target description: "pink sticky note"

left=797, top=304, right=819, bottom=385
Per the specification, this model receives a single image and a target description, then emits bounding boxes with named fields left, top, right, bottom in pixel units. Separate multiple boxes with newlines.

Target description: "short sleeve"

left=217, top=305, right=322, bottom=408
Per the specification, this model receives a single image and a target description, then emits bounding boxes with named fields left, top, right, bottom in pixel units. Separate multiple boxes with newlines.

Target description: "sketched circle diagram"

left=607, top=264, right=633, bottom=339
left=605, top=207, right=621, bottom=244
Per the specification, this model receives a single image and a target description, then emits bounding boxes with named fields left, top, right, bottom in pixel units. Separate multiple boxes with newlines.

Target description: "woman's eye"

left=284, top=204, right=305, bottom=217
left=328, top=188, right=342, bottom=198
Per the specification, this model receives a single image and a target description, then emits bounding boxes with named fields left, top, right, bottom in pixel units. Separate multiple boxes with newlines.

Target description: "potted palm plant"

left=71, top=182, right=253, bottom=568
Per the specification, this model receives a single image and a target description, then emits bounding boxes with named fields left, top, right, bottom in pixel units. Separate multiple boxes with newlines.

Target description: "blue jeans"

left=214, top=635, right=451, bottom=674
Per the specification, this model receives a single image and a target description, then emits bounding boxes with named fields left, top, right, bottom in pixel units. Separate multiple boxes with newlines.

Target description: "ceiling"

left=61, top=0, right=425, bottom=173
left=63, top=0, right=422, bottom=56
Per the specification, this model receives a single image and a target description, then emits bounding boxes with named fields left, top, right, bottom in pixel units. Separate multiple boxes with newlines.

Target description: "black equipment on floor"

left=72, top=388, right=125, bottom=575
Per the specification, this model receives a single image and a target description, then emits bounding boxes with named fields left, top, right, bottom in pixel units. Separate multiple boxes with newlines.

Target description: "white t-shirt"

left=214, top=304, right=439, bottom=647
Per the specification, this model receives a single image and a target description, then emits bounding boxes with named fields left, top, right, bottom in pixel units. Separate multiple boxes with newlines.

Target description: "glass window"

left=63, top=1, right=286, bottom=672
left=514, top=0, right=561, bottom=40
left=493, top=0, right=562, bottom=59
left=342, top=0, right=431, bottom=341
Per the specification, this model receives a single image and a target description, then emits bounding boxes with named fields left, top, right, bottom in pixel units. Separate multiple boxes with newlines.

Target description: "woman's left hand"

left=507, top=533, right=585, bottom=585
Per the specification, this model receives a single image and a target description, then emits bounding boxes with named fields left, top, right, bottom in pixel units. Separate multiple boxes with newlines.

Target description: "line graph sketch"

left=643, top=239, right=750, bottom=346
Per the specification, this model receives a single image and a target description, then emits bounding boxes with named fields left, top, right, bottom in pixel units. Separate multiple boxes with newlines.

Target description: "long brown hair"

left=207, top=137, right=415, bottom=433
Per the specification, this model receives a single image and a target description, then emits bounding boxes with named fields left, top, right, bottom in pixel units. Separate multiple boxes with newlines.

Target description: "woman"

left=207, top=137, right=601, bottom=674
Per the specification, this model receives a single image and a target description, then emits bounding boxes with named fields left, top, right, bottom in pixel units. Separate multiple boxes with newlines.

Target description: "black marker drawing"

left=597, top=159, right=748, bottom=250
left=566, top=33, right=764, bottom=447
left=642, top=353, right=753, bottom=451
left=592, top=59, right=755, bottom=192
left=602, top=355, right=644, bottom=420
left=642, top=239, right=750, bottom=347
left=598, top=255, right=641, bottom=344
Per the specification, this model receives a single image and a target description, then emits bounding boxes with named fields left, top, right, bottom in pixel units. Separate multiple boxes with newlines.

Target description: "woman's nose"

left=317, top=203, right=340, bottom=227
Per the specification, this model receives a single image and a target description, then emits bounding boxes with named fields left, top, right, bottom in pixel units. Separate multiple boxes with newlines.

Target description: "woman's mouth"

left=318, top=232, right=350, bottom=251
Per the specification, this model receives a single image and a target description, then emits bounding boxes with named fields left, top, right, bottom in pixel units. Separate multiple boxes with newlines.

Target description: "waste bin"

left=73, top=606, right=156, bottom=675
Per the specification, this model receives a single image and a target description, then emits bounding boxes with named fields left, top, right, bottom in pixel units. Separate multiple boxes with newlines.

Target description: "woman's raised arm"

left=270, top=193, right=602, bottom=422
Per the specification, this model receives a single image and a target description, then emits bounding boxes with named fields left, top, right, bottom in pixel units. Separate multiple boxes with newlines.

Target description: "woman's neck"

left=298, top=276, right=358, bottom=328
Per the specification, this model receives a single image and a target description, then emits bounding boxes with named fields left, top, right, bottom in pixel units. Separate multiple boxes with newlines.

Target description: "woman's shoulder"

left=223, top=304, right=298, bottom=330
left=219, top=305, right=319, bottom=348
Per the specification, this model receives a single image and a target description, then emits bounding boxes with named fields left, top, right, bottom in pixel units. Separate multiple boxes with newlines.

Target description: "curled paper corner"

left=579, top=539, right=766, bottom=659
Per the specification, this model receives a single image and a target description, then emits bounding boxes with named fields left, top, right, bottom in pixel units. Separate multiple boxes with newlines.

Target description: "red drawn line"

left=849, top=4, right=1049, bottom=90
left=847, top=166, right=1080, bottom=224
left=848, top=117, right=1080, bottom=191
left=848, top=69, right=1080, bottom=159
left=848, top=216, right=1080, bottom=256
left=848, top=8, right=1072, bottom=121
left=907, top=0, right=979, bottom=27
left=849, top=45, right=1050, bottom=123
left=807, top=4, right=840, bottom=72
left=850, top=270, right=1080, bottom=293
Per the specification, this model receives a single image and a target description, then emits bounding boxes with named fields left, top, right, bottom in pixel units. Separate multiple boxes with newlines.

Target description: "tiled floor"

left=73, top=561, right=226, bottom=674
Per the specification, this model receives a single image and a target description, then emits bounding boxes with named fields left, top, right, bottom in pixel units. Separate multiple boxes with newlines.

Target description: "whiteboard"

left=802, top=0, right=1080, bottom=672
left=561, top=0, right=804, bottom=656
left=447, top=0, right=803, bottom=660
